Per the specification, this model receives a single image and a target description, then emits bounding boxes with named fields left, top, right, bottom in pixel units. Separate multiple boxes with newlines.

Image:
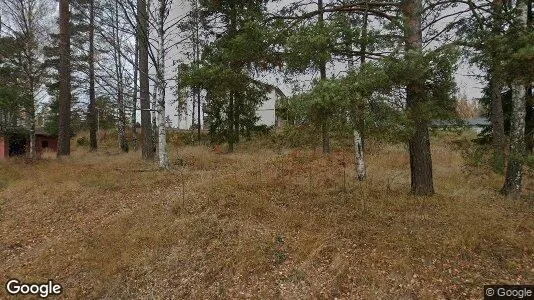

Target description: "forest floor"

left=0, top=131, right=532, bottom=299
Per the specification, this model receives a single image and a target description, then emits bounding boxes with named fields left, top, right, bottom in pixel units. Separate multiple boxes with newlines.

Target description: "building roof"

left=35, top=128, right=57, bottom=137
left=0, top=128, right=57, bottom=137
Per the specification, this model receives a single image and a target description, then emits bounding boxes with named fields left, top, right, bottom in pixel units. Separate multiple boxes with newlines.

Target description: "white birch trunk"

left=354, top=130, right=365, bottom=181
left=156, top=0, right=169, bottom=169
left=501, top=0, right=528, bottom=199
left=28, top=88, right=36, bottom=159
left=29, top=121, right=36, bottom=159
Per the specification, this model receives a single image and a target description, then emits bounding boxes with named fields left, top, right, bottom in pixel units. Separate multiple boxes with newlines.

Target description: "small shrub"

left=77, top=136, right=88, bottom=146
left=168, top=130, right=208, bottom=147
left=270, top=125, right=318, bottom=148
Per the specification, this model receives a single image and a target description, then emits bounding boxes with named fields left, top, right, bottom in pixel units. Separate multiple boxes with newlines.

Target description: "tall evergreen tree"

left=182, top=0, right=281, bottom=152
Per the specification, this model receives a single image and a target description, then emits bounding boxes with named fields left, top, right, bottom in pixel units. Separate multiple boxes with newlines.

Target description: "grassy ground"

left=0, top=132, right=532, bottom=299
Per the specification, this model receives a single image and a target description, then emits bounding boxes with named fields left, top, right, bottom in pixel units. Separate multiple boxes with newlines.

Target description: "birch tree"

left=154, top=0, right=170, bottom=169
left=501, top=0, right=530, bottom=199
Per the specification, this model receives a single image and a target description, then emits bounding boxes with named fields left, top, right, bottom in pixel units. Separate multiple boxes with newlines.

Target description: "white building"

left=157, top=1, right=284, bottom=129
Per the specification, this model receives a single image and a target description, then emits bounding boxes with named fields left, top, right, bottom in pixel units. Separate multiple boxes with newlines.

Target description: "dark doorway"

left=42, top=140, right=49, bottom=148
left=8, top=134, right=27, bottom=156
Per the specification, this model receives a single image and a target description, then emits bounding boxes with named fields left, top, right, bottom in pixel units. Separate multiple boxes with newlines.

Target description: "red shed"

left=33, top=130, right=59, bottom=156
left=0, top=135, right=9, bottom=159
left=0, top=129, right=58, bottom=159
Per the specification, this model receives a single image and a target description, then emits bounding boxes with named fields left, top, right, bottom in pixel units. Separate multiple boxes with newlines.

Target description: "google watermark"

left=484, top=285, right=533, bottom=299
left=5, top=279, right=62, bottom=298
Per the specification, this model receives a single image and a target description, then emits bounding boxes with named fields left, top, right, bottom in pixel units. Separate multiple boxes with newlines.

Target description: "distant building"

left=256, top=86, right=286, bottom=127
left=0, top=129, right=58, bottom=159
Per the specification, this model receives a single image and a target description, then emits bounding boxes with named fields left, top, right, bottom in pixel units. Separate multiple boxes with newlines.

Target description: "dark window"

left=42, top=140, right=49, bottom=148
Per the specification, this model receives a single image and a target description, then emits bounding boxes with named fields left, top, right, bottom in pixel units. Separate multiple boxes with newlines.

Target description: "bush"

left=77, top=136, right=88, bottom=147
left=168, top=130, right=208, bottom=147
left=269, top=125, right=318, bottom=148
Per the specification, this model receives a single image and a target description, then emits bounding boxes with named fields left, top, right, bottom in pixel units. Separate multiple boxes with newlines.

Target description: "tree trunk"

left=526, top=85, right=533, bottom=154
left=114, top=0, right=128, bottom=153
left=157, top=0, right=169, bottom=169
left=318, top=0, right=330, bottom=154
left=138, top=0, right=154, bottom=160
left=489, top=0, right=505, bottom=169
left=354, top=130, right=365, bottom=180
left=501, top=85, right=527, bottom=198
left=490, top=72, right=505, bottom=168
left=58, top=0, right=71, bottom=157
left=152, top=81, right=158, bottom=151
left=28, top=70, right=36, bottom=159
left=402, top=0, right=434, bottom=195
left=355, top=5, right=368, bottom=180
left=234, top=94, right=240, bottom=143
left=131, top=26, right=139, bottom=151
left=501, top=0, right=528, bottom=199
left=192, top=90, right=196, bottom=129
left=194, top=0, right=201, bottom=141
left=88, top=0, right=97, bottom=151
left=117, top=90, right=129, bottom=152
left=197, top=89, right=201, bottom=140
left=28, top=96, right=36, bottom=159
left=228, top=92, right=235, bottom=153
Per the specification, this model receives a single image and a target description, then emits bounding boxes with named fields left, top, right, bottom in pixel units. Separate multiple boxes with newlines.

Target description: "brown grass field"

left=0, top=132, right=532, bottom=299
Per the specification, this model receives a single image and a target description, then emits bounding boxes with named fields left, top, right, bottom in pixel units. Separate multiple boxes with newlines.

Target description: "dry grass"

left=0, top=133, right=532, bottom=299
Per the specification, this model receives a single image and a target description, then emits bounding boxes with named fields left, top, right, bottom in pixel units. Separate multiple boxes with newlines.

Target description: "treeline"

left=0, top=0, right=532, bottom=198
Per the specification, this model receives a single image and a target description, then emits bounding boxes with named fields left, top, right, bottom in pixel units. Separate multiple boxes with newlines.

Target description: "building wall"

left=0, top=136, right=7, bottom=159
left=35, top=136, right=58, bottom=155
left=256, top=90, right=278, bottom=126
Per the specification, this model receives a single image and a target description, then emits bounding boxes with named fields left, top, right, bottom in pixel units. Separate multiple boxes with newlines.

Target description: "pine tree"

left=58, top=0, right=72, bottom=157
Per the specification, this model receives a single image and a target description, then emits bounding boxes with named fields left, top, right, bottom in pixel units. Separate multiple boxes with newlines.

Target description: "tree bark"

left=490, top=72, right=505, bottom=166
left=228, top=92, right=235, bottom=153
left=489, top=0, right=505, bottom=168
left=402, top=0, right=434, bottom=195
left=197, top=89, right=201, bottom=140
left=194, top=0, right=202, bottom=141
left=114, top=0, right=128, bottom=153
left=156, top=0, right=169, bottom=169
left=28, top=63, right=36, bottom=160
left=28, top=90, right=36, bottom=159
left=354, top=130, right=365, bottom=180
left=355, top=5, right=368, bottom=180
left=151, top=80, right=158, bottom=151
left=318, top=0, right=330, bottom=154
left=131, top=34, right=139, bottom=151
left=526, top=85, right=533, bottom=154
left=192, top=90, right=196, bottom=129
left=88, top=0, right=97, bottom=151
left=138, top=0, right=154, bottom=160
left=58, top=0, right=71, bottom=157
left=501, top=85, right=527, bottom=198
left=227, top=4, right=237, bottom=153
left=501, top=0, right=528, bottom=199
